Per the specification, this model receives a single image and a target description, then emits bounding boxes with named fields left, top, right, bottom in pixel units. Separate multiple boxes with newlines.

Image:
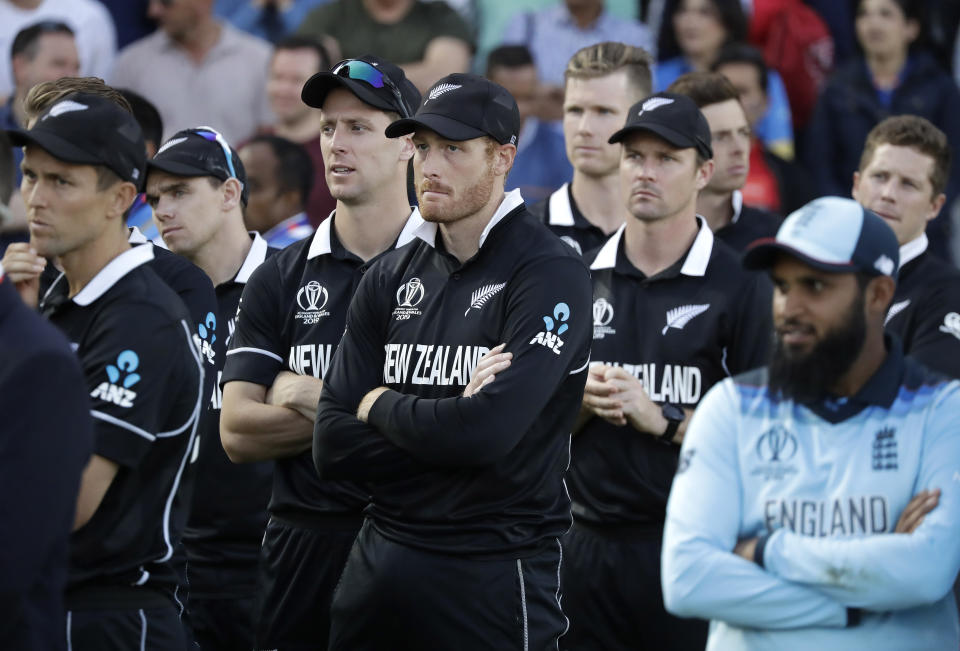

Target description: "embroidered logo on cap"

left=427, top=83, right=461, bottom=101
left=874, top=254, right=895, bottom=276
left=44, top=100, right=88, bottom=120
left=157, top=137, right=188, bottom=155
left=638, top=97, right=674, bottom=116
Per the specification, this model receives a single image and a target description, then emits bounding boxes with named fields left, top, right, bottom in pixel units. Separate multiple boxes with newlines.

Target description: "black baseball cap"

left=7, top=92, right=146, bottom=188
left=146, top=127, right=248, bottom=205
left=385, top=73, right=521, bottom=145
left=609, top=92, right=713, bottom=160
left=301, top=55, right=421, bottom=119
left=744, top=197, right=900, bottom=278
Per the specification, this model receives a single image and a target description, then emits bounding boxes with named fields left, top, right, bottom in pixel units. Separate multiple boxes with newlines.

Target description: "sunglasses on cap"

left=190, top=126, right=237, bottom=180
left=332, top=59, right=412, bottom=119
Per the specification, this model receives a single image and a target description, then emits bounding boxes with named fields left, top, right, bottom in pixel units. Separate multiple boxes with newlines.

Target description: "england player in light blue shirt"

left=662, top=197, right=960, bottom=650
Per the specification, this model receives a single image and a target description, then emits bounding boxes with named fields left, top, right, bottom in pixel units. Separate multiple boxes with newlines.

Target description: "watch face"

left=662, top=403, right=685, bottom=422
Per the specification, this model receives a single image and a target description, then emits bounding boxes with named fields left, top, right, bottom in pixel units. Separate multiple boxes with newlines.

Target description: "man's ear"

left=398, top=135, right=415, bottom=163
left=107, top=181, right=138, bottom=223
left=695, top=158, right=715, bottom=191
left=867, top=275, right=897, bottom=315
left=222, top=177, right=243, bottom=211
left=492, top=143, right=516, bottom=177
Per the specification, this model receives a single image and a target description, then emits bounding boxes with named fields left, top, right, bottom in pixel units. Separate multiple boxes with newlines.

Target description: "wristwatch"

left=659, top=403, right=685, bottom=443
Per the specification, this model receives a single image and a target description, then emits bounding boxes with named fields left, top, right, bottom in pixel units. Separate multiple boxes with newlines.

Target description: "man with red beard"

left=314, top=73, right=592, bottom=649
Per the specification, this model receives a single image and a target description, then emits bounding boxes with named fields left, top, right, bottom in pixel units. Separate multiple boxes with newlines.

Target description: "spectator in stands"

left=214, top=0, right=329, bottom=43
left=485, top=45, right=571, bottom=202
left=655, top=0, right=795, bottom=160
left=263, top=35, right=335, bottom=225
left=805, top=0, right=960, bottom=261
left=669, top=71, right=782, bottom=251
left=0, top=0, right=116, bottom=101
left=0, top=21, right=79, bottom=247
left=239, top=134, right=315, bottom=248
left=500, top=0, right=653, bottom=105
left=713, top=43, right=815, bottom=215
left=0, top=131, right=16, bottom=255
left=111, top=0, right=274, bottom=143
left=297, top=0, right=473, bottom=92
left=119, top=89, right=165, bottom=242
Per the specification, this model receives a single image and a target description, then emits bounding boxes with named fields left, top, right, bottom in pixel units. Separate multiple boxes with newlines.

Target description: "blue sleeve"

left=752, top=71, right=795, bottom=159
left=367, top=257, right=592, bottom=467
left=761, top=383, right=960, bottom=610
left=662, top=379, right=850, bottom=629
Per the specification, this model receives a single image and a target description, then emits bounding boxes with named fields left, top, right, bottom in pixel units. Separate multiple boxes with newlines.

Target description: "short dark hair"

left=245, top=134, right=314, bottom=208
left=659, top=0, right=748, bottom=61
left=711, top=43, right=769, bottom=94
left=856, top=0, right=923, bottom=22
left=273, top=35, right=331, bottom=72
left=11, top=20, right=74, bottom=62
left=859, top=115, right=951, bottom=197
left=119, top=89, right=163, bottom=150
left=667, top=71, right=740, bottom=109
left=94, top=165, right=122, bottom=192
left=485, top=45, right=534, bottom=75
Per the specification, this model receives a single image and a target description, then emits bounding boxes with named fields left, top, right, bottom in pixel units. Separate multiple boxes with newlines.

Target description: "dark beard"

left=768, top=293, right=867, bottom=403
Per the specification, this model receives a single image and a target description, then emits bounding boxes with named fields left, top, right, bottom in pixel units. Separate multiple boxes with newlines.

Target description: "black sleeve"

left=727, top=272, right=774, bottom=375
left=314, top=266, right=430, bottom=481
left=0, top=351, right=92, bottom=592
left=163, top=253, right=217, bottom=332
left=221, top=258, right=285, bottom=387
left=903, top=287, right=960, bottom=379
left=367, top=257, right=592, bottom=466
left=85, top=305, right=197, bottom=467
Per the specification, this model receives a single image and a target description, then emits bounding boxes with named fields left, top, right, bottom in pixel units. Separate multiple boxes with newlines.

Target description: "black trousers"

left=560, top=521, right=708, bottom=651
left=67, top=605, right=187, bottom=651
left=254, top=515, right=360, bottom=650
left=329, top=520, right=568, bottom=651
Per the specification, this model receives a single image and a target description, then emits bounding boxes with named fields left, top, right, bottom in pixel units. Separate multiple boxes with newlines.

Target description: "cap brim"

left=146, top=157, right=221, bottom=179
left=743, top=238, right=859, bottom=273
left=7, top=128, right=103, bottom=167
left=301, top=72, right=397, bottom=113
left=385, top=113, right=487, bottom=141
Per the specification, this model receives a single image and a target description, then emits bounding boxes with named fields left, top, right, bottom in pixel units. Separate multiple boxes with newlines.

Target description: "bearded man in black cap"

left=562, top=92, right=773, bottom=650
left=313, top=73, right=593, bottom=650
left=7, top=93, right=203, bottom=649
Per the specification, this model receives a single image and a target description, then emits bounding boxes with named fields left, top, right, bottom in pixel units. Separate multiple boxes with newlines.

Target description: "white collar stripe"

left=306, top=212, right=335, bottom=259
left=589, top=217, right=714, bottom=276
left=234, top=232, right=269, bottom=284
left=590, top=224, right=625, bottom=270
left=899, top=233, right=928, bottom=267
left=73, top=244, right=155, bottom=306
left=547, top=183, right=575, bottom=226
left=478, top=189, right=525, bottom=248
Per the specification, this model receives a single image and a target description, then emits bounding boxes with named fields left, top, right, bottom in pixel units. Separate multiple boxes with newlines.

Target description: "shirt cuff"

left=753, top=531, right=771, bottom=568
left=367, top=387, right=403, bottom=432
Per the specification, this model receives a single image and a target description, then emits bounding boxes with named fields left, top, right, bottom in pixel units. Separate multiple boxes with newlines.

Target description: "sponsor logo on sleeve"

left=90, top=350, right=141, bottom=408
left=295, top=281, right=330, bottom=324
left=530, top=302, right=570, bottom=354
left=193, top=311, right=217, bottom=365
left=939, top=312, right=960, bottom=341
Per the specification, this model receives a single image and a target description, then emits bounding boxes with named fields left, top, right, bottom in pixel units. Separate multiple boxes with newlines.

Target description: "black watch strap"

left=659, top=403, right=684, bottom=442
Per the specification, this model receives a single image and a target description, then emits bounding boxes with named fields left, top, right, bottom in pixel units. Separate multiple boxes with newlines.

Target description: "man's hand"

left=733, top=537, right=758, bottom=562
left=581, top=364, right=626, bottom=426
left=1, top=243, right=46, bottom=308
left=895, top=488, right=940, bottom=534
left=357, top=386, right=390, bottom=423
left=603, top=366, right=664, bottom=434
left=265, top=371, right=323, bottom=421
left=463, top=343, right=512, bottom=397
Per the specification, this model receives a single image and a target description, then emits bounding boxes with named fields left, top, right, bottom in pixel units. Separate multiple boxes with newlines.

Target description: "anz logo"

left=530, top=302, right=570, bottom=355
left=91, top=350, right=141, bottom=408
left=193, top=312, right=217, bottom=365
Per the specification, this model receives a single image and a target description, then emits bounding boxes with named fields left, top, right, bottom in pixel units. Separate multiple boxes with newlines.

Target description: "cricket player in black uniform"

left=313, top=73, right=593, bottom=650
left=529, top=42, right=653, bottom=255
left=562, top=92, right=773, bottom=650
left=220, top=56, right=423, bottom=649
left=145, top=127, right=275, bottom=650
left=0, top=262, right=92, bottom=651
left=851, top=115, right=960, bottom=378
left=668, top=71, right=782, bottom=251
left=7, top=93, right=203, bottom=649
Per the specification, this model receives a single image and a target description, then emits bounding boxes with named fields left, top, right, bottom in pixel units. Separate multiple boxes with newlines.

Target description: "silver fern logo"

left=662, top=304, right=711, bottom=335
left=884, top=299, right=910, bottom=326
left=464, top=282, right=506, bottom=316
left=427, top=83, right=461, bottom=101
left=638, top=97, right=674, bottom=116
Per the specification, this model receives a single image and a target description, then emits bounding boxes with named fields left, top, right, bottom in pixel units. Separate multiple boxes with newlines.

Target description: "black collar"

left=807, top=335, right=904, bottom=422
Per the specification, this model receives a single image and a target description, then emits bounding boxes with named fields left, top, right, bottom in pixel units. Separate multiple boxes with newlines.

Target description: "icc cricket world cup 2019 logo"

left=295, top=280, right=330, bottom=324
left=394, top=277, right=425, bottom=320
